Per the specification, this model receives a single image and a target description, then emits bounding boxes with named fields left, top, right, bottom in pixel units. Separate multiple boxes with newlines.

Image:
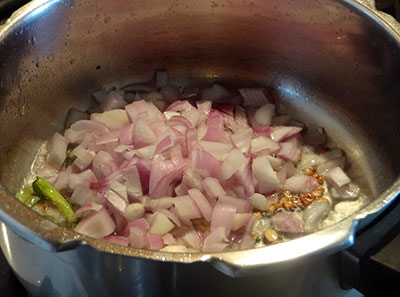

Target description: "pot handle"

left=204, top=217, right=358, bottom=277
left=339, top=191, right=400, bottom=297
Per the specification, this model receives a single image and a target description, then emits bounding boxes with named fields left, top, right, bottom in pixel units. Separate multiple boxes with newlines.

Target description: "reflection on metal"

left=1, top=223, right=12, bottom=264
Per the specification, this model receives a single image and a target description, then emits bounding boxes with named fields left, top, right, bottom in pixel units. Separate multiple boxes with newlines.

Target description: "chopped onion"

left=248, top=193, right=269, bottom=211
left=269, top=126, right=302, bottom=142
left=272, top=212, right=304, bottom=233
left=303, top=200, right=330, bottom=232
left=47, top=133, right=68, bottom=169
left=220, top=149, right=249, bottom=180
left=188, top=189, right=213, bottom=221
left=283, top=175, right=319, bottom=193
left=253, top=103, right=276, bottom=126
left=251, top=136, right=281, bottom=155
left=202, top=177, right=226, bottom=199
left=210, top=204, right=236, bottom=235
left=252, top=156, right=280, bottom=194
left=325, top=166, right=351, bottom=188
left=173, top=195, right=202, bottom=219
left=202, top=227, right=228, bottom=252
left=149, top=212, right=175, bottom=235
left=230, top=128, right=253, bottom=154
left=125, top=203, right=145, bottom=221
left=74, top=207, right=115, bottom=239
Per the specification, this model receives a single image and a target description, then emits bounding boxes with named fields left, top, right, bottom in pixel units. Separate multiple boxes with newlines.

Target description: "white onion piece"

left=129, top=226, right=148, bottom=248
left=65, top=120, right=108, bottom=143
left=74, top=207, right=115, bottom=239
left=272, top=212, right=304, bottom=233
left=148, top=212, right=175, bottom=235
left=95, top=131, right=119, bottom=145
left=92, top=151, right=115, bottom=178
left=232, top=213, right=252, bottom=231
left=188, top=189, right=213, bottom=222
left=235, top=164, right=255, bottom=197
left=317, top=157, right=346, bottom=174
left=122, top=166, right=143, bottom=198
left=250, top=136, right=281, bottom=155
left=182, top=109, right=201, bottom=127
left=69, top=169, right=97, bottom=190
left=182, top=230, right=202, bottom=250
left=239, top=215, right=257, bottom=250
left=330, top=182, right=360, bottom=200
left=162, top=233, right=177, bottom=246
left=210, top=204, right=236, bottom=235
left=37, top=165, right=58, bottom=184
left=71, top=185, right=102, bottom=206
left=182, top=168, right=202, bottom=190
left=269, top=126, right=302, bottom=142
left=105, top=190, right=127, bottom=215
left=230, top=128, right=253, bottom=154
left=325, top=166, right=351, bottom=188
left=132, top=118, right=156, bottom=148
left=252, top=156, right=280, bottom=194
left=277, top=141, right=300, bottom=162
left=121, top=218, right=150, bottom=236
left=53, top=166, right=73, bottom=190
left=175, top=183, right=189, bottom=196
left=253, top=103, right=275, bottom=126
left=218, top=195, right=251, bottom=213
left=163, top=111, right=180, bottom=120
left=299, top=152, right=325, bottom=170
left=109, top=179, right=128, bottom=201
left=202, top=227, right=228, bottom=252
left=248, top=193, right=269, bottom=211
left=135, top=145, right=156, bottom=160
left=173, top=195, right=202, bottom=219
left=202, top=177, right=226, bottom=199
left=149, top=156, right=185, bottom=198
left=166, top=100, right=194, bottom=112
left=91, top=109, right=128, bottom=130
left=198, top=141, right=233, bottom=161
left=202, top=110, right=224, bottom=142
left=220, top=149, right=249, bottom=180
left=157, top=208, right=181, bottom=227
left=72, top=202, right=103, bottom=220
left=283, top=175, right=319, bottom=193
left=303, top=200, right=330, bottom=232
left=148, top=233, right=165, bottom=250
left=47, top=133, right=68, bottom=169
left=192, top=146, right=221, bottom=178
left=125, top=203, right=145, bottom=221
left=196, top=100, right=212, bottom=114
left=266, top=155, right=284, bottom=170
left=125, top=100, right=165, bottom=124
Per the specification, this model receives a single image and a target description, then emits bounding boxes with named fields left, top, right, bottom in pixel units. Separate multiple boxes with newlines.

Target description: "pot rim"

left=0, top=0, right=399, bottom=276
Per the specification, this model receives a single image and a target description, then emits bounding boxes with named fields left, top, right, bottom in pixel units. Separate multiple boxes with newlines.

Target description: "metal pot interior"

left=0, top=0, right=399, bottom=268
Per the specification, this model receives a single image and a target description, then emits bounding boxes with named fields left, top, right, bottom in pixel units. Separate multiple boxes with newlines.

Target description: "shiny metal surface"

left=0, top=0, right=399, bottom=295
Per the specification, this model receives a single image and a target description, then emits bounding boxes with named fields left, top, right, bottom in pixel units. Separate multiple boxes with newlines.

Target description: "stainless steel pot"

left=0, top=0, right=399, bottom=296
